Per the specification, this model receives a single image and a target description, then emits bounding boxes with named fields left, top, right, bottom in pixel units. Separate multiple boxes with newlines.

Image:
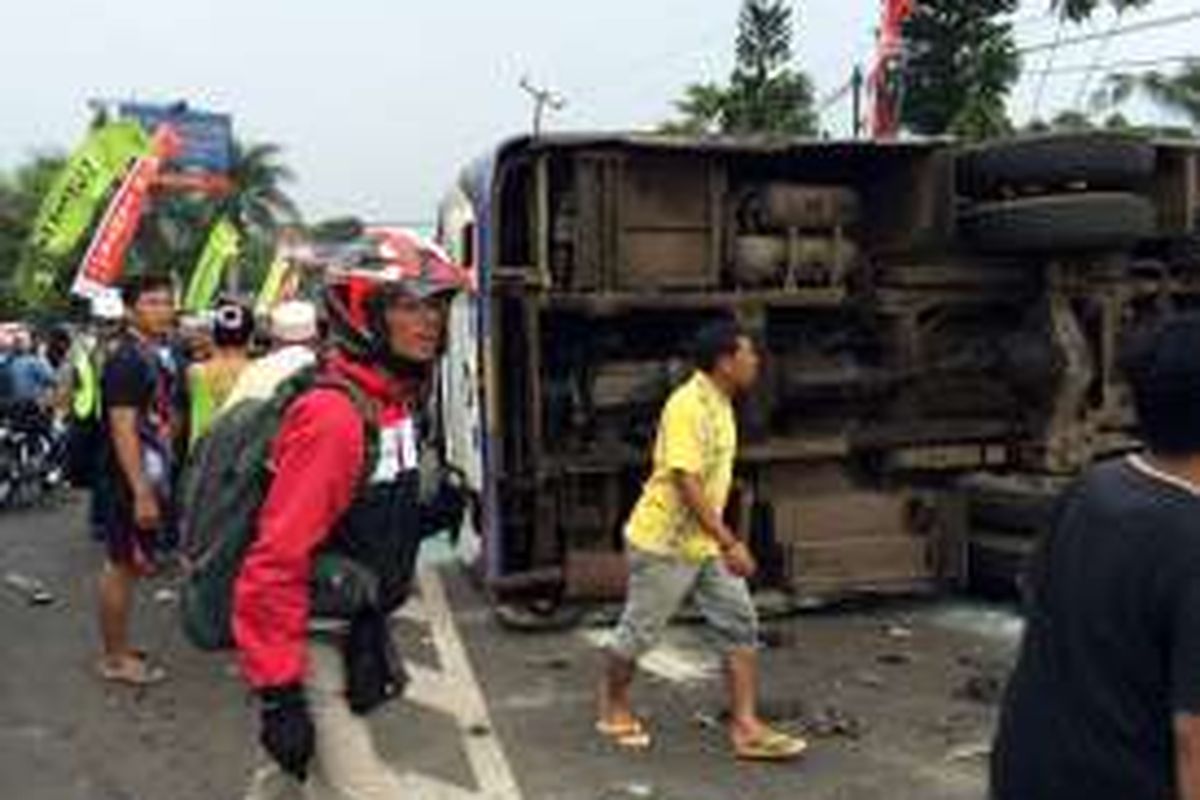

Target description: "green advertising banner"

left=184, top=216, right=240, bottom=312
left=18, top=121, right=150, bottom=304
left=254, top=251, right=292, bottom=315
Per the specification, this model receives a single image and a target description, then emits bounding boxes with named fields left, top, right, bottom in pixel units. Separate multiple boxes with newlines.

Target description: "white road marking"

left=410, top=568, right=525, bottom=800
left=397, top=771, right=484, bottom=799
left=404, top=662, right=460, bottom=718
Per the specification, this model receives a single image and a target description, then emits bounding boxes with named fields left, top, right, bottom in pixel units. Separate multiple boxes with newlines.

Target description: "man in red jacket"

left=233, top=228, right=473, bottom=798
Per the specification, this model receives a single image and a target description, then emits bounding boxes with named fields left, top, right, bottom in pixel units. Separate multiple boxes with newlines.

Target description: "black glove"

left=258, top=684, right=315, bottom=782
left=344, top=609, right=407, bottom=715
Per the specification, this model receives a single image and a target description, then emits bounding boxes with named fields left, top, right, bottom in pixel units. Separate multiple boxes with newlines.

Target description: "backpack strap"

left=310, top=375, right=382, bottom=492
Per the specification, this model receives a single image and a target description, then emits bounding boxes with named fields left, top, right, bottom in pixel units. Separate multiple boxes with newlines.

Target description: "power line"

left=1018, top=8, right=1200, bottom=55
left=1031, top=16, right=1067, bottom=117
left=817, top=76, right=854, bottom=114
left=1072, top=13, right=1123, bottom=109
left=579, top=17, right=734, bottom=114
left=1039, top=54, right=1200, bottom=76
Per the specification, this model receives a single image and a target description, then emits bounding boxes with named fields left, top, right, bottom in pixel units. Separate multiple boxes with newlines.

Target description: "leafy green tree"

left=0, top=155, right=66, bottom=313
left=1049, top=110, right=1095, bottom=131
left=661, top=83, right=730, bottom=135
left=901, top=0, right=1021, bottom=139
left=129, top=140, right=302, bottom=296
left=1097, top=61, right=1200, bottom=130
left=1025, top=109, right=1186, bottom=137
left=220, top=141, right=302, bottom=293
left=663, top=0, right=817, bottom=136
left=129, top=193, right=214, bottom=282
left=224, top=142, right=301, bottom=241
left=6, top=138, right=302, bottom=310
left=1051, top=0, right=1153, bottom=22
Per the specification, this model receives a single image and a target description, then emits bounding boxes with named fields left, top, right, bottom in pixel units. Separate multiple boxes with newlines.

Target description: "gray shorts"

left=608, top=547, right=759, bottom=660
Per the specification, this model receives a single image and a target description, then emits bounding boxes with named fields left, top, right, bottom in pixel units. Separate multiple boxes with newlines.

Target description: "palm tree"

left=134, top=140, right=301, bottom=296
left=222, top=141, right=302, bottom=293
left=661, top=83, right=730, bottom=135
left=1096, top=61, right=1200, bottom=131
left=224, top=141, right=302, bottom=241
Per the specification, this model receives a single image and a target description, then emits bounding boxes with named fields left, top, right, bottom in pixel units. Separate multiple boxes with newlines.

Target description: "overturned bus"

left=435, top=132, right=1200, bottom=611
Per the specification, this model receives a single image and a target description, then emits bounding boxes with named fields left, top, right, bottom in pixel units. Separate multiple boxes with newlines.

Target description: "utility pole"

left=520, top=77, right=566, bottom=137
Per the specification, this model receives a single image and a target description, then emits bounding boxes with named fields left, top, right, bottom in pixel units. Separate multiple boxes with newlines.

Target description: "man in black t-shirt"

left=94, top=274, right=177, bottom=687
left=993, top=313, right=1200, bottom=800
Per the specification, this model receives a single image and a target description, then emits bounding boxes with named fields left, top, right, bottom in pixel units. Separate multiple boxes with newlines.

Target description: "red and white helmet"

left=320, top=226, right=474, bottom=364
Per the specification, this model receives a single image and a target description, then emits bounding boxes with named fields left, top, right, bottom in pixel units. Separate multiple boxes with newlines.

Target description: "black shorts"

left=92, top=471, right=173, bottom=572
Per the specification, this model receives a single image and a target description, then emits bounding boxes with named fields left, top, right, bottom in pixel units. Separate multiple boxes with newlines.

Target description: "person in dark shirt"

left=992, top=312, right=1200, bottom=800
left=94, top=274, right=177, bottom=687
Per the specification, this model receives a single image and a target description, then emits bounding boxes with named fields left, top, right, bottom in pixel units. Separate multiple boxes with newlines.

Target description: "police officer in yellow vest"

left=63, top=292, right=124, bottom=489
left=69, top=340, right=100, bottom=421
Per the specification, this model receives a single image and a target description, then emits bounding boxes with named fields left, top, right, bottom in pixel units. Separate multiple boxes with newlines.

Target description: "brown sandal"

left=98, top=653, right=167, bottom=687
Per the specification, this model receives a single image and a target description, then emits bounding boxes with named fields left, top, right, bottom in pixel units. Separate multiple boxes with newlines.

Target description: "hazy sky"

left=1, top=0, right=1197, bottom=222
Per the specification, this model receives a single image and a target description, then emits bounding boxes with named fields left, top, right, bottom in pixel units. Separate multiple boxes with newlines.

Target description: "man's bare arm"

left=1175, top=713, right=1200, bottom=800
left=109, top=407, right=147, bottom=496
left=672, top=469, right=737, bottom=550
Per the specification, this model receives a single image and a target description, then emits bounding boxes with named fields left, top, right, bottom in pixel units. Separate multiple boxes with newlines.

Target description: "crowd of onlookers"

left=0, top=288, right=320, bottom=481
left=61, top=276, right=323, bottom=689
left=51, top=288, right=320, bottom=477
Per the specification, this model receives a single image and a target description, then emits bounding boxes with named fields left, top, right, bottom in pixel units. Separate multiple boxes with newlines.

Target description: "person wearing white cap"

left=221, top=300, right=320, bottom=411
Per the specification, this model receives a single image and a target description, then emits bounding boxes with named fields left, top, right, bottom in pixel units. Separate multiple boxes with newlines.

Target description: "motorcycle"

left=0, top=405, right=66, bottom=508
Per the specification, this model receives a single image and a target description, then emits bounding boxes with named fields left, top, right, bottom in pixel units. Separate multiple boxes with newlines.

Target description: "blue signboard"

left=118, top=102, right=234, bottom=173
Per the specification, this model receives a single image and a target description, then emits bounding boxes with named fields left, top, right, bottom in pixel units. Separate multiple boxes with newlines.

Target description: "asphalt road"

left=0, top=493, right=1018, bottom=799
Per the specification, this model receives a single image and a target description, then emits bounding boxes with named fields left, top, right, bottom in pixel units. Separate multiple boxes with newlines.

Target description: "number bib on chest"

left=371, top=418, right=418, bottom=483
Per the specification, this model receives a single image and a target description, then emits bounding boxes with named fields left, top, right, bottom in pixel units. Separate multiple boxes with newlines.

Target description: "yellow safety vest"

left=71, top=345, right=99, bottom=421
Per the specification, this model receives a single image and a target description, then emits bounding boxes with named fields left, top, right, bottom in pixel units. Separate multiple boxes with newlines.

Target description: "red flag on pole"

left=871, top=0, right=916, bottom=139
left=72, top=125, right=182, bottom=299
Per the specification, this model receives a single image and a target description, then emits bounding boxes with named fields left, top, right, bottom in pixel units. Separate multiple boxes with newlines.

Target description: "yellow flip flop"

left=735, top=728, right=808, bottom=762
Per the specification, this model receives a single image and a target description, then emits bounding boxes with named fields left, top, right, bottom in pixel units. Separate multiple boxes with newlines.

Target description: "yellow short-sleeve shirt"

left=626, top=371, right=737, bottom=563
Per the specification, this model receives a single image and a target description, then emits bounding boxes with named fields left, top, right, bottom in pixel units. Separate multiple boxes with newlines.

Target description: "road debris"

left=4, top=571, right=54, bottom=605
left=877, top=651, right=914, bottom=666
left=854, top=670, right=886, bottom=689
left=603, top=782, right=659, bottom=800
left=955, top=672, right=1005, bottom=706
left=945, top=742, right=991, bottom=763
left=525, top=654, right=572, bottom=671
left=804, top=705, right=866, bottom=740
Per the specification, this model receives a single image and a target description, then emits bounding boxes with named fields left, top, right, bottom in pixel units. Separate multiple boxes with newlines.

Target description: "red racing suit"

left=232, top=352, right=420, bottom=690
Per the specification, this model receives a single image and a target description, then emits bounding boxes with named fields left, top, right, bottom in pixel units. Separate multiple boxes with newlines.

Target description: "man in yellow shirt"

left=597, top=319, right=806, bottom=761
